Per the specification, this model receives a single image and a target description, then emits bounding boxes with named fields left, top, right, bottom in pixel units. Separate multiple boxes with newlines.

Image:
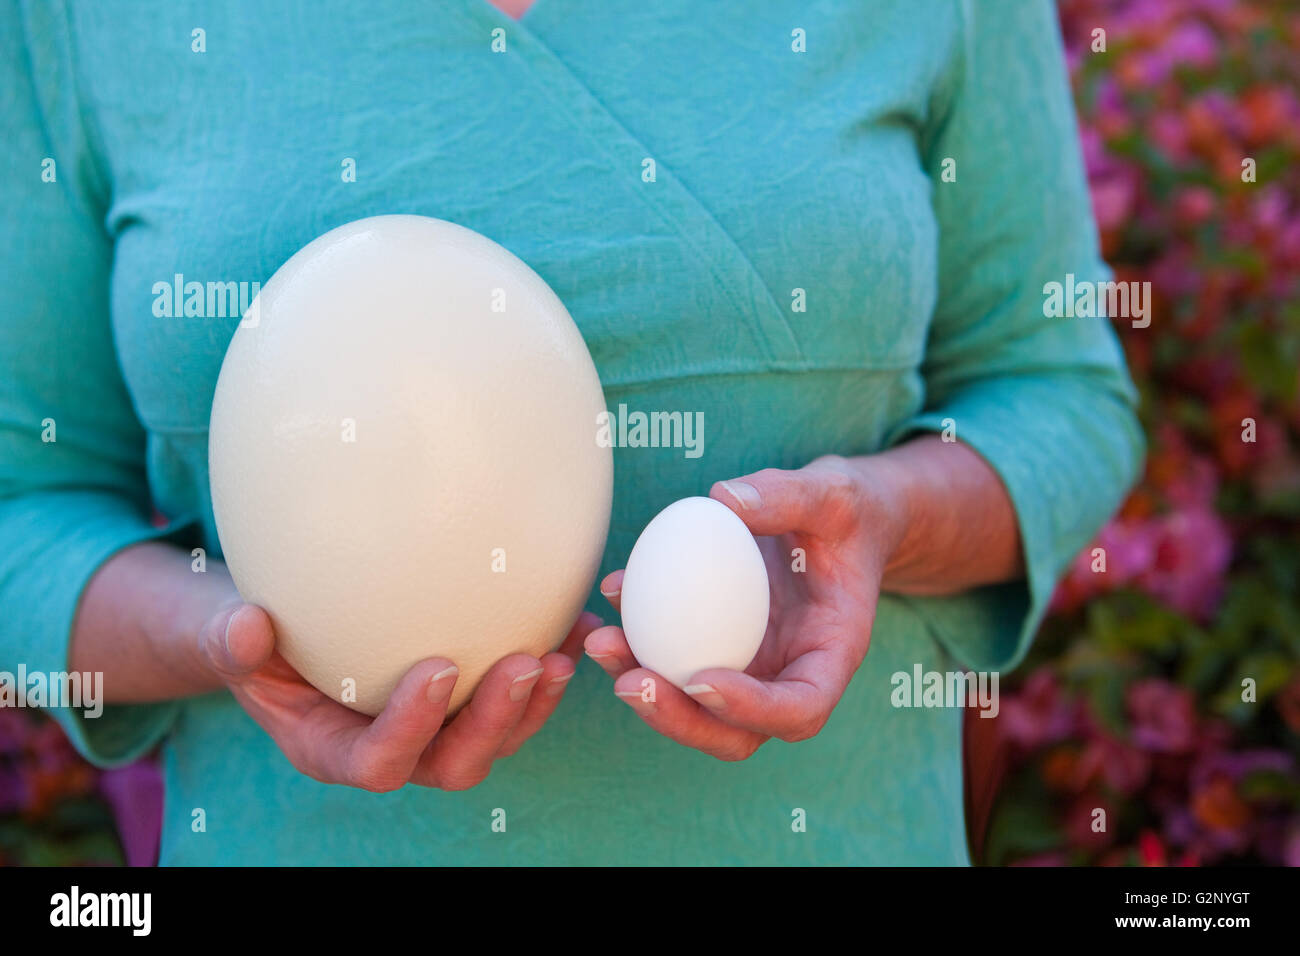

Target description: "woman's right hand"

left=195, top=601, right=599, bottom=793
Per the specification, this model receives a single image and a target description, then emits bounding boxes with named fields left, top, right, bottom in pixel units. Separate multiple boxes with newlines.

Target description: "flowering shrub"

left=0, top=709, right=124, bottom=865
left=979, top=0, right=1300, bottom=866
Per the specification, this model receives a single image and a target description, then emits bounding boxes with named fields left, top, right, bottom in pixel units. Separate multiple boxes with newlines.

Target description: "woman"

left=1, top=0, right=1142, bottom=864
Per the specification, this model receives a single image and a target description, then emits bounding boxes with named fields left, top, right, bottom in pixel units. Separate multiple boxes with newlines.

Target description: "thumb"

left=710, top=456, right=860, bottom=538
left=199, top=603, right=276, bottom=682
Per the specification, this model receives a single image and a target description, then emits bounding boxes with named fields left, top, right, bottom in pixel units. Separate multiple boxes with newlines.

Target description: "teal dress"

left=1, top=0, right=1142, bottom=864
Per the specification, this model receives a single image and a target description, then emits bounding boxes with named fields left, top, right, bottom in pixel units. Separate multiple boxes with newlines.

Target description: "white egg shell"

left=208, top=215, right=612, bottom=716
left=620, top=497, right=770, bottom=688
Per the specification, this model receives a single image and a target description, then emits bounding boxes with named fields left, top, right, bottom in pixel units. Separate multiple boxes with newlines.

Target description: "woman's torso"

left=77, top=0, right=969, bottom=864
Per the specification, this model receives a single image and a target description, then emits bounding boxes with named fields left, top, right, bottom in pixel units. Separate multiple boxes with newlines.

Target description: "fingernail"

left=599, top=584, right=620, bottom=599
left=546, top=672, right=575, bottom=697
left=720, top=480, right=761, bottom=511
left=223, top=606, right=247, bottom=659
left=615, top=689, right=656, bottom=716
left=585, top=650, right=619, bottom=675
left=426, top=665, right=459, bottom=704
left=684, top=683, right=726, bottom=710
left=510, top=667, right=544, bottom=702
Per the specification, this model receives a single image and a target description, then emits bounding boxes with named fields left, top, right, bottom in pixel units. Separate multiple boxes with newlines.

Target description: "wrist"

left=845, top=453, right=915, bottom=579
left=131, top=543, right=242, bottom=694
left=72, top=542, right=242, bottom=701
left=849, top=434, right=1025, bottom=595
left=165, top=560, right=243, bottom=689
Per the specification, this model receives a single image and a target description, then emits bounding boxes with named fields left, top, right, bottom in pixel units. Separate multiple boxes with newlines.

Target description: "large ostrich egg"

left=208, top=215, right=612, bottom=716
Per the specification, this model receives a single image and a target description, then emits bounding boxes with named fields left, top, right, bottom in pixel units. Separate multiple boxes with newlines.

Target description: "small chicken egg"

left=619, top=496, right=770, bottom=689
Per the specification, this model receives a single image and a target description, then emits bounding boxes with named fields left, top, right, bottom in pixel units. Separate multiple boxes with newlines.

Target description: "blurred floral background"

left=969, top=0, right=1300, bottom=867
left=3, top=0, right=1299, bottom=866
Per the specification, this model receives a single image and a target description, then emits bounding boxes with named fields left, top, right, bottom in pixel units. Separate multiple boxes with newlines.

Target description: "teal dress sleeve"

left=0, top=2, right=187, bottom=766
left=887, top=0, right=1145, bottom=671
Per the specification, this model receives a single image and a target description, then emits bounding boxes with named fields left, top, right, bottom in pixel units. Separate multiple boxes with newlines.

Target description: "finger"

left=411, top=653, right=545, bottom=790
left=711, top=456, right=860, bottom=538
left=598, top=570, right=625, bottom=612
left=583, top=624, right=639, bottom=678
left=556, top=610, right=605, bottom=663
left=612, top=668, right=768, bottom=762
left=198, top=604, right=275, bottom=682
left=495, top=650, right=577, bottom=757
left=496, top=612, right=604, bottom=757
left=677, top=648, right=846, bottom=743
left=338, top=657, right=459, bottom=792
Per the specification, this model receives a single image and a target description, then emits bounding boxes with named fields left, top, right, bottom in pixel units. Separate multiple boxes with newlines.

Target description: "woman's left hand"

left=584, top=455, right=907, bottom=761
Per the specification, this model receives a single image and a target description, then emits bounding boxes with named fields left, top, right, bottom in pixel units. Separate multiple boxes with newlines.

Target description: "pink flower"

left=1128, top=679, right=1197, bottom=753
left=1128, top=49, right=1176, bottom=88
left=1164, top=20, right=1219, bottom=70
left=1090, top=175, right=1137, bottom=233
left=1150, top=111, right=1192, bottom=164
left=1149, top=246, right=1200, bottom=299
left=1174, top=185, right=1216, bottom=226
left=1075, top=729, right=1151, bottom=796
left=1000, top=671, right=1082, bottom=750
left=1051, top=511, right=1169, bottom=612
left=1079, top=125, right=1111, bottom=175
left=1103, top=520, right=1161, bottom=582
left=1138, top=508, right=1232, bottom=620
left=1250, top=185, right=1290, bottom=237
left=1115, top=0, right=1179, bottom=34
left=1188, top=0, right=1234, bottom=17
left=1163, top=454, right=1219, bottom=510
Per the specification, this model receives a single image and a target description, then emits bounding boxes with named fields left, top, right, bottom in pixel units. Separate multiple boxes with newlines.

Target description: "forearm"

left=69, top=541, right=239, bottom=701
left=852, top=435, right=1025, bottom=596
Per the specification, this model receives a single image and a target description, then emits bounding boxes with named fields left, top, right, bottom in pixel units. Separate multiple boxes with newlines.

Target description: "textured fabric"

left=0, top=0, right=1143, bottom=865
